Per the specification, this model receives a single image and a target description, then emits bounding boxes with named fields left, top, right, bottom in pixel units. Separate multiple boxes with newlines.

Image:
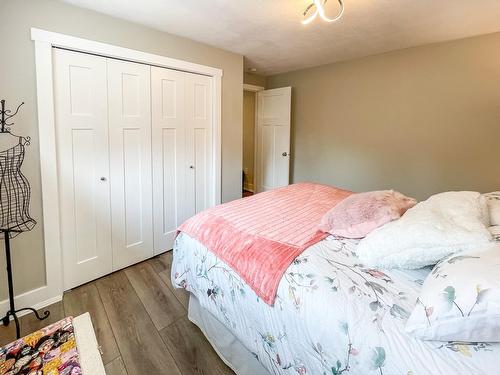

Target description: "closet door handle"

left=100, top=177, right=107, bottom=181
left=189, top=165, right=195, bottom=169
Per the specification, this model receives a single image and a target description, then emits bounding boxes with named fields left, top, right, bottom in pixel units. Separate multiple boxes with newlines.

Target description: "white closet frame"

left=30, top=28, right=222, bottom=308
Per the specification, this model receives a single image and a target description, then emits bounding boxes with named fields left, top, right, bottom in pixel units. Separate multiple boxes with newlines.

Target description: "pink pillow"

left=319, top=190, right=417, bottom=238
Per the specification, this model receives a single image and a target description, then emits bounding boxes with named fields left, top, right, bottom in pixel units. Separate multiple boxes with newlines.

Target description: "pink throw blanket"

left=178, top=183, right=352, bottom=305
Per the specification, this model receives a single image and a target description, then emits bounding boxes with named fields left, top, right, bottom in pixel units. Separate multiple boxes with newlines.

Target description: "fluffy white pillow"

left=356, top=191, right=492, bottom=269
left=405, top=244, right=500, bottom=342
left=484, top=192, right=500, bottom=226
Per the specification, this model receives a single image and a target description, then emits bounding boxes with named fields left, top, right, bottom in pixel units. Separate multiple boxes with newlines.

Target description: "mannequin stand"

left=1, top=229, right=50, bottom=339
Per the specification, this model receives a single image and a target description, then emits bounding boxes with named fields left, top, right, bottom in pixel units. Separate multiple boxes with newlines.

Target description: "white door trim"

left=243, top=83, right=265, bottom=92
left=242, top=84, right=264, bottom=193
left=30, top=28, right=222, bottom=304
left=31, top=28, right=223, bottom=78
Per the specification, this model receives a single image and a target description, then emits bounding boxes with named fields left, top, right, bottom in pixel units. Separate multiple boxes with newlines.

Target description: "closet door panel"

left=185, top=73, right=213, bottom=216
left=151, top=67, right=187, bottom=254
left=107, top=59, right=153, bottom=269
left=122, top=128, right=143, bottom=246
left=193, top=128, right=208, bottom=213
left=53, top=49, right=112, bottom=290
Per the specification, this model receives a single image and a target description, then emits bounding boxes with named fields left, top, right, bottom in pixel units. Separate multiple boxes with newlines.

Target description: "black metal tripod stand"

left=1, top=229, right=50, bottom=338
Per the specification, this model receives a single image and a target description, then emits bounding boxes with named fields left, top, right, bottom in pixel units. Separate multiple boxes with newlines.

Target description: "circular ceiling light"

left=302, top=0, right=344, bottom=25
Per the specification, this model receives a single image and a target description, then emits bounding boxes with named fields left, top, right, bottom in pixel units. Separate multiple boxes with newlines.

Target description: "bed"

left=171, top=185, right=500, bottom=375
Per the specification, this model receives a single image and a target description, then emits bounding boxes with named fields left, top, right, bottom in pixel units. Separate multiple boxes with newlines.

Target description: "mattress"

left=172, top=232, right=500, bottom=375
left=74, top=313, right=106, bottom=375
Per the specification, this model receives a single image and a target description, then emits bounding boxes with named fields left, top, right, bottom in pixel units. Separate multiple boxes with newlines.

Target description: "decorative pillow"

left=405, top=244, right=500, bottom=342
left=356, top=191, right=492, bottom=269
left=319, top=190, right=416, bottom=238
left=484, top=192, right=500, bottom=226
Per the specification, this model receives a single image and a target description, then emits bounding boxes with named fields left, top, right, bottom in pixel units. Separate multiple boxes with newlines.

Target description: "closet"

left=53, top=48, right=213, bottom=290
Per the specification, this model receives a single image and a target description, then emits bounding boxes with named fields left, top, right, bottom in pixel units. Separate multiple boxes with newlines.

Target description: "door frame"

left=31, top=28, right=223, bottom=305
left=242, top=83, right=264, bottom=194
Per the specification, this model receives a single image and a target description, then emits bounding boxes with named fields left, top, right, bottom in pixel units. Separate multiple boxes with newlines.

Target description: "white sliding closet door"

left=185, top=72, right=213, bottom=217
left=53, top=49, right=112, bottom=290
left=151, top=67, right=187, bottom=254
left=107, top=59, right=154, bottom=269
left=53, top=48, right=216, bottom=288
left=151, top=68, right=213, bottom=253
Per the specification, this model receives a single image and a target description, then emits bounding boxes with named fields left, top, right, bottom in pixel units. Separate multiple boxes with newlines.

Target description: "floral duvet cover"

left=172, top=233, right=499, bottom=375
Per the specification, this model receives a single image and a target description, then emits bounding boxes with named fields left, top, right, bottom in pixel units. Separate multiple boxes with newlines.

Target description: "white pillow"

left=484, top=192, right=500, bottom=226
left=356, top=191, right=492, bottom=269
left=405, top=244, right=500, bottom=342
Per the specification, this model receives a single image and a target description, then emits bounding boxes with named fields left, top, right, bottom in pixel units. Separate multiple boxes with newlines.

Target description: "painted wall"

left=244, top=72, right=266, bottom=87
left=0, top=0, right=243, bottom=300
left=243, top=91, right=256, bottom=191
left=267, top=32, right=500, bottom=200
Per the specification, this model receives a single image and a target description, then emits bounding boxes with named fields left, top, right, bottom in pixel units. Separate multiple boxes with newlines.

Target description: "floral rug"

left=0, top=316, right=81, bottom=375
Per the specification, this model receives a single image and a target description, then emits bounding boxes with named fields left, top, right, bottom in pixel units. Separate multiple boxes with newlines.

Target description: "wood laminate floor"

left=242, top=190, right=253, bottom=198
left=0, top=251, right=234, bottom=375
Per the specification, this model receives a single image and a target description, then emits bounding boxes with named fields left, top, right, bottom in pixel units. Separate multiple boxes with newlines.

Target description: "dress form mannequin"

left=0, top=100, right=49, bottom=339
left=0, top=133, right=36, bottom=237
left=0, top=132, right=22, bottom=151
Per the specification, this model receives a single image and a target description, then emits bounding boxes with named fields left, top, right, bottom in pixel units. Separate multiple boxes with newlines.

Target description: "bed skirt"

left=187, top=293, right=270, bottom=375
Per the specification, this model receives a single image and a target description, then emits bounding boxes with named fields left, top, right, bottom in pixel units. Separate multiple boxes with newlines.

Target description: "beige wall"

left=244, top=72, right=266, bottom=87
left=0, top=0, right=243, bottom=300
left=267, top=32, right=500, bottom=201
left=243, top=91, right=256, bottom=190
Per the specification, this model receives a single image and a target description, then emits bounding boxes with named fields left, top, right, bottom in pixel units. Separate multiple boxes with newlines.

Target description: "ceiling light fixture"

left=301, top=0, right=344, bottom=25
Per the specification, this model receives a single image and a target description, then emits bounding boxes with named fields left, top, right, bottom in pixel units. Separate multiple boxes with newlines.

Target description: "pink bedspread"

left=178, top=183, right=352, bottom=305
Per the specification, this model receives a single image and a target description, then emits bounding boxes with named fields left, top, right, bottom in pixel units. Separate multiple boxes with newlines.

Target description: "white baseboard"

left=243, top=183, right=254, bottom=192
left=0, top=285, right=63, bottom=324
left=31, top=294, right=63, bottom=311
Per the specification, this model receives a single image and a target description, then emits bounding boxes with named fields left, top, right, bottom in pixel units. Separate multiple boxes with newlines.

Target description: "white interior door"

left=151, top=67, right=187, bottom=254
left=255, top=87, right=292, bottom=193
left=53, top=49, right=112, bottom=290
left=107, top=59, right=153, bottom=270
left=185, top=72, right=213, bottom=216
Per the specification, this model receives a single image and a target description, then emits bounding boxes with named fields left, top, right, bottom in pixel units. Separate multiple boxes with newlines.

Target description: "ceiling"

left=61, top=0, right=500, bottom=75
